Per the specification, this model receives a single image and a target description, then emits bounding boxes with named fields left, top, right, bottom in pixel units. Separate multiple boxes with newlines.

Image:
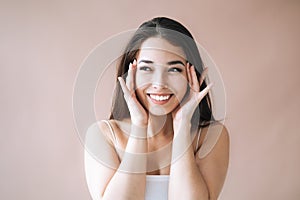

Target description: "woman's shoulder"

left=196, top=121, right=229, bottom=159
left=92, top=119, right=130, bottom=132
left=203, top=121, right=229, bottom=135
left=98, top=119, right=132, bottom=144
left=85, top=120, right=120, bottom=146
left=106, top=118, right=131, bottom=134
left=86, top=120, right=114, bottom=135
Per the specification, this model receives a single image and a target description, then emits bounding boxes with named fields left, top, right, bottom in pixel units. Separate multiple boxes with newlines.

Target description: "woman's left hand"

left=172, top=63, right=213, bottom=127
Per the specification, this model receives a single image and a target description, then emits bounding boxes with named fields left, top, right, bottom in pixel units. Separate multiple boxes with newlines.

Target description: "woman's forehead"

left=137, top=37, right=186, bottom=62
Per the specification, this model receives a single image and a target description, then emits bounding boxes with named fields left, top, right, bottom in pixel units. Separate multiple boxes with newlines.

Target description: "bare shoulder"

left=210, top=122, right=230, bottom=151
left=97, top=119, right=131, bottom=149
left=85, top=120, right=116, bottom=146
left=201, top=121, right=229, bottom=136
left=196, top=121, right=230, bottom=159
left=208, top=121, right=230, bottom=141
left=108, top=118, right=132, bottom=135
left=196, top=122, right=230, bottom=199
left=85, top=120, right=109, bottom=133
left=208, top=121, right=230, bottom=153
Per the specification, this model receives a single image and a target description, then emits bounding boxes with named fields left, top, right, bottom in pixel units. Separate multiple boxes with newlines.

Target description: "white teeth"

left=149, top=94, right=171, bottom=101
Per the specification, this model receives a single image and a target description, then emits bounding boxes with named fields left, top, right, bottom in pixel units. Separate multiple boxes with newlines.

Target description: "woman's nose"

left=151, top=72, right=168, bottom=89
left=152, top=83, right=168, bottom=89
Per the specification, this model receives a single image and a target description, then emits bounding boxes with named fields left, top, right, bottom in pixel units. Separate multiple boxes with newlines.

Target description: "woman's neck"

left=147, top=114, right=173, bottom=138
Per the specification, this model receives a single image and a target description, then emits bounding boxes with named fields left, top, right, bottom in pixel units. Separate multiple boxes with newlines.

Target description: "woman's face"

left=135, top=37, right=189, bottom=116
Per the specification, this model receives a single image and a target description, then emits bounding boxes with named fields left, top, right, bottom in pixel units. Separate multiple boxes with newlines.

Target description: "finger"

left=131, top=59, right=137, bottom=90
left=191, top=65, right=200, bottom=92
left=197, top=82, right=214, bottom=101
left=126, top=63, right=134, bottom=91
left=118, top=77, right=131, bottom=99
left=132, top=59, right=137, bottom=67
left=186, top=62, right=192, bottom=86
left=199, top=67, right=208, bottom=86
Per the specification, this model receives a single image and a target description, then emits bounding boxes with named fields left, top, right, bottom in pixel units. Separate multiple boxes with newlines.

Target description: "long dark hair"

left=109, top=17, right=215, bottom=128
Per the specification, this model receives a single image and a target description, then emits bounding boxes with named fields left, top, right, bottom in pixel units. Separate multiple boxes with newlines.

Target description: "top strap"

left=195, top=129, right=202, bottom=152
left=101, top=120, right=118, bottom=145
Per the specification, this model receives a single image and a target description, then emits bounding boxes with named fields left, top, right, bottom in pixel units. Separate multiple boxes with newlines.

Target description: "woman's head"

left=110, top=17, right=214, bottom=127
left=135, top=37, right=189, bottom=116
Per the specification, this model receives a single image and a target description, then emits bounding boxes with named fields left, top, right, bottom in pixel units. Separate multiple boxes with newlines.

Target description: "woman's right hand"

left=118, top=60, right=148, bottom=127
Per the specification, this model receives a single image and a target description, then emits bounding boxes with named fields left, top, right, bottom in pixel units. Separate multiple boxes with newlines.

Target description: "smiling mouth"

left=147, top=94, right=173, bottom=104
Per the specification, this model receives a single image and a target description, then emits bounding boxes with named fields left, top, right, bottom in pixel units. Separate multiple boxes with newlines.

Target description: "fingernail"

left=133, top=59, right=137, bottom=65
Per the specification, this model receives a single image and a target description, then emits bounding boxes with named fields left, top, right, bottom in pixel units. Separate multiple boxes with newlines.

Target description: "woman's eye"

left=168, top=67, right=182, bottom=72
left=139, top=66, right=152, bottom=71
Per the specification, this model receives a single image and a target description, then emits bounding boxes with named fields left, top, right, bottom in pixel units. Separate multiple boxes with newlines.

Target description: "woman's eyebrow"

left=167, top=60, right=185, bottom=66
left=138, top=60, right=185, bottom=66
left=138, top=60, right=153, bottom=64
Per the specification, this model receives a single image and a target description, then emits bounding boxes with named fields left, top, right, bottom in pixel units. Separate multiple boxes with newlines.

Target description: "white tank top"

left=102, top=120, right=222, bottom=199
left=145, top=175, right=169, bottom=200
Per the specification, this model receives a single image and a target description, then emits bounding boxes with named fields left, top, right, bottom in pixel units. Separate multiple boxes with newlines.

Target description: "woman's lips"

left=147, top=94, right=173, bottom=105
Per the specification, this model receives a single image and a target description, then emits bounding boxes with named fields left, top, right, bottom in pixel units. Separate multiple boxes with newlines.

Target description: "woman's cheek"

left=170, top=75, right=188, bottom=100
left=170, top=74, right=188, bottom=89
left=135, top=73, right=152, bottom=88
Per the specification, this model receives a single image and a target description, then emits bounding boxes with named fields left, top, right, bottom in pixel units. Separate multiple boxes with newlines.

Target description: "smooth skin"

left=84, top=38, right=229, bottom=200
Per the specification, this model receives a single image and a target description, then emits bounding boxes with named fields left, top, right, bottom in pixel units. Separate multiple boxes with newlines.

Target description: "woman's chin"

left=148, top=106, right=171, bottom=116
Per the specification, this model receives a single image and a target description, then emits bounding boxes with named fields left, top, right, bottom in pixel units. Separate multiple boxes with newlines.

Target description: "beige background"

left=1, top=0, right=300, bottom=199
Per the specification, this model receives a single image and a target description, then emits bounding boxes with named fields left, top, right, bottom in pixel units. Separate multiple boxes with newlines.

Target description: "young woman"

left=85, top=17, right=229, bottom=200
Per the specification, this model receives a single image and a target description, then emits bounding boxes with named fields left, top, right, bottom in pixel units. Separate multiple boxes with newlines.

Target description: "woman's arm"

left=88, top=60, right=149, bottom=199
left=169, top=122, right=209, bottom=200
left=103, top=124, right=148, bottom=200
left=196, top=123, right=230, bottom=199
left=168, top=122, right=229, bottom=200
left=84, top=121, right=148, bottom=200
